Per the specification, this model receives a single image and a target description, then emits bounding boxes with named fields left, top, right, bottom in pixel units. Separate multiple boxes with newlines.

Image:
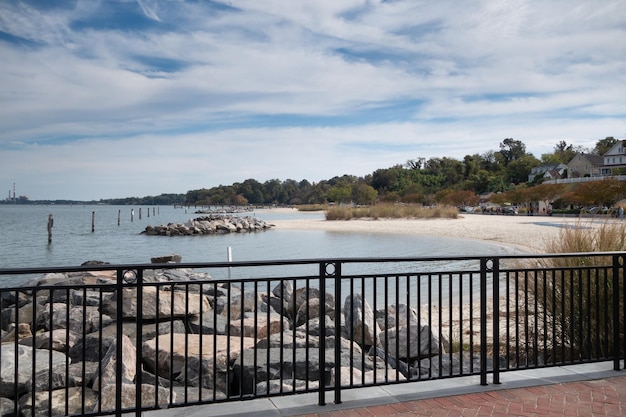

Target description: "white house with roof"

left=601, top=140, right=626, bottom=175
left=567, top=153, right=604, bottom=178
left=528, top=163, right=568, bottom=182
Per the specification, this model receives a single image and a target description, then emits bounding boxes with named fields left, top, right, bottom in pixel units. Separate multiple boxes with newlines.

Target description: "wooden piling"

left=91, top=211, right=95, bottom=233
left=47, top=214, right=53, bottom=244
left=118, top=210, right=121, bottom=226
left=139, top=208, right=142, bottom=220
left=131, top=209, right=134, bottom=222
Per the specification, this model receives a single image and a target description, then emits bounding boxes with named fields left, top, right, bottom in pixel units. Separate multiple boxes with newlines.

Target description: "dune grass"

left=529, top=219, right=626, bottom=360
left=544, top=218, right=626, bottom=255
left=325, top=204, right=459, bottom=220
left=296, top=204, right=328, bottom=212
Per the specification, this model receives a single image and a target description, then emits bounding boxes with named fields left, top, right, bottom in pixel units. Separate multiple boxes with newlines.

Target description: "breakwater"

left=142, top=215, right=274, bottom=236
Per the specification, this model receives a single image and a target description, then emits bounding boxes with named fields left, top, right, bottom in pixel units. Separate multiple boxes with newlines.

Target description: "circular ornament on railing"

left=324, top=262, right=336, bottom=277
left=485, top=258, right=494, bottom=272
left=122, top=269, right=138, bottom=284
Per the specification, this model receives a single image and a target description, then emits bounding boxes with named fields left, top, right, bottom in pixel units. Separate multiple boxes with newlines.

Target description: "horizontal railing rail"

left=0, top=252, right=623, bottom=416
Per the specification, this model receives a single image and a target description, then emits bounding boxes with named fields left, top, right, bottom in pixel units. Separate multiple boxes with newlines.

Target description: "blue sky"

left=1, top=0, right=625, bottom=201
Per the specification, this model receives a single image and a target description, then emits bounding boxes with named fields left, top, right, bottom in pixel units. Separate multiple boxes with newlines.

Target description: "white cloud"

left=0, top=0, right=625, bottom=200
left=136, top=0, right=162, bottom=22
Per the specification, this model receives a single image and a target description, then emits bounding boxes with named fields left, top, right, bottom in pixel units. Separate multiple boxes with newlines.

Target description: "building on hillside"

left=528, top=163, right=568, bottom=182
left=566, top=153, right=604, bottom=178
left=600, top=140, right=626, bottom=175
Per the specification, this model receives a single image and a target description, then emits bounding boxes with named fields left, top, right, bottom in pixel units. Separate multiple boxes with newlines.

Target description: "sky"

left=1, top=0, right=625, bottom=201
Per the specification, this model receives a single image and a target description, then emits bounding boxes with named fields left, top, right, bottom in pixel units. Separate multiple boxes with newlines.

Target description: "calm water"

left=0, top=204, right=514, bottom=288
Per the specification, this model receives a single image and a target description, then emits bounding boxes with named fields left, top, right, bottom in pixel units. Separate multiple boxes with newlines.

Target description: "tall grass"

left=529, top=219, right=626, bottom=361
left=296, top=204, right=328, bottom=212
left=545, top=219, right=626, bottom=258
left=325, top=205, right=459, bottom=220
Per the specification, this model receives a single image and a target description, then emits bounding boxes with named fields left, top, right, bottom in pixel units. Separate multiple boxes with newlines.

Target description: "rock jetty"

left=142, top=215, right=273, bottom=236
left=0, top=256, right=484, bottom=416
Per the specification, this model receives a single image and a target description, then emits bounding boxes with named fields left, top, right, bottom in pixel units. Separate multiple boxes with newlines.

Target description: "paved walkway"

left=146, top=362, right=626, bottom=417
left=293, top=376, right=626, bottom=417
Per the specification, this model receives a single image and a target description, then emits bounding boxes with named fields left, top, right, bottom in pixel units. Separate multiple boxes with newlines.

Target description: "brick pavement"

left=292, top=376, right=626, bottom=417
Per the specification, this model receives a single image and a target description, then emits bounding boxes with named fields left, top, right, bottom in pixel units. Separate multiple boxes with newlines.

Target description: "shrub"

left=324, top=204, right=459, bottom=220
left=297, top=204, right=328, bottom=212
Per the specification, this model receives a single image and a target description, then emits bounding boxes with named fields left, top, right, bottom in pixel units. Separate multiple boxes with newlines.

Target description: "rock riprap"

left=142, top=215, right=273, bottom=236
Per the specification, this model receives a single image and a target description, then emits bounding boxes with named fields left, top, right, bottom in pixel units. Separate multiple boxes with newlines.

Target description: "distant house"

left=600, top=140, right=626, bottom=175
left=566, top=153, right=604, bottom=178
left=528, top=163, right=568, bottom=182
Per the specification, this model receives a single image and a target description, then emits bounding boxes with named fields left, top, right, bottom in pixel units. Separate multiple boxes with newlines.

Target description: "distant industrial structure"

left=4, top=183, right=28, bottom=203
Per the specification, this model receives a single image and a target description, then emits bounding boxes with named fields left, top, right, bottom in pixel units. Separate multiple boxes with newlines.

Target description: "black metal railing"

left=0, top=252, right=624, bottom=416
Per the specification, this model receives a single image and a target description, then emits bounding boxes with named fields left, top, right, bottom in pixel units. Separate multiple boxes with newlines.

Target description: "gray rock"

left=0, top=344, right=68, bottom=397
left=96, top=383, right=174, bottom=413
left=101, top=287, right=210, bottom=320
left=151, top=254, right=182, bottom=264
left=18, top=386, right=98, bottom=417
left=92, top=334, right=137, bottom=391
left=231, top=347, right=376, bottom=396
left=343, top=294, right=381, bottom=347
left=377, top=323, right=445, bottom=360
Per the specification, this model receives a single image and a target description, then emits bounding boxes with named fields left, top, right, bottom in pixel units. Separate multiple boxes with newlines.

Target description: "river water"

left=0, top=204, right=513, bottom=288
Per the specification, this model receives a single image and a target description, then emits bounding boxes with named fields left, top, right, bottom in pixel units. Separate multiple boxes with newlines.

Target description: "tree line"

left=97, top=136, right=621, bottom=208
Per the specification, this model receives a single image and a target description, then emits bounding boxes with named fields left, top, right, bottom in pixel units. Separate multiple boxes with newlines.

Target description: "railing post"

left=318, top=263, right=326, bottom=406
left=480, top=258, right=488, bottom=386
left=116, top=268, right=124, bottom=417
left=492, top=258, right=500, bottom=385
left=613, top=255, right=622, bottom=371
left=318, top=261, right=342, bottom=406
left=334, top=262, right=342, bottom=405
left=135, top=268, right=144, bottom=414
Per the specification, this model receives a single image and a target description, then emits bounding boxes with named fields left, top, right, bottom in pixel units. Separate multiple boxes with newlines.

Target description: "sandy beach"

left=269, top=210, right=607, bottom=253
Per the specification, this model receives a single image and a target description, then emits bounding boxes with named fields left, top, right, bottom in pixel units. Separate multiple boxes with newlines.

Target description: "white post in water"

left=227, top=246, right=232, bottom=279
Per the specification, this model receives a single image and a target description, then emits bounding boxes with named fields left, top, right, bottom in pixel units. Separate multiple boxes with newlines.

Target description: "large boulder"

left=102, top=287, right=210, bottom=320
left=343, top=294, right=381, bottom=347
left=142, top=333, right=256, bottom=393
left=18, top=387, right=98, bottom=417
left=92, top=334, right=137, bottom=391
left=0, top=344, right=68, bottom=397
left=377, top=323, right=446, bottom=360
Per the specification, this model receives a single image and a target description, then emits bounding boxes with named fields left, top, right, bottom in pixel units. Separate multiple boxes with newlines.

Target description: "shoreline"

left=267, top=210, right=610, bottom=253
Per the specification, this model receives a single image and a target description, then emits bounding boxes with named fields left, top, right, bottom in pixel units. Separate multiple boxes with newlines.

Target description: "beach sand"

left=269, top=209, right=607, bottom=253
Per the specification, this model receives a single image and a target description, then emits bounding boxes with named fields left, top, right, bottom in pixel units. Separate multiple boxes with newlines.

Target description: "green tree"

left=326, top=184, right=352, bottom=204
left=498, top=138, right=527, bottom=166
left=593, top=137, right=618, bottom=156
left=262, top=179, right=283, bottom=204
left=238, top=179, right=264, bottom=204
left=542, top=140, right=583, bottom=164
left=423, top=157, right=464, bottom=188
left=353, top=183, right=378, bottom=205
left=371, top=166, right=412, bottom=193
left=506, top=154, right=540, bottom=184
